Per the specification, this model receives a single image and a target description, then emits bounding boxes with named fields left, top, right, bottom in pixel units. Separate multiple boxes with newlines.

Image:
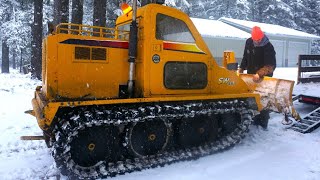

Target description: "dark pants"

left=253, top=110, right=270, bottom=129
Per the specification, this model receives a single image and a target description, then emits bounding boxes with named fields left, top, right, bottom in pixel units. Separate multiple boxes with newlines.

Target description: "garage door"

left=270, top=40, right=285, bottom=67
left=203, top=37, right=246, bottom=66
left=288, top=41, right=309, bottom=67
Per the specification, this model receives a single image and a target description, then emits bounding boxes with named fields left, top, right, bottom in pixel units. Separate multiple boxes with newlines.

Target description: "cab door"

left=146, top=8, right=211, bottom=96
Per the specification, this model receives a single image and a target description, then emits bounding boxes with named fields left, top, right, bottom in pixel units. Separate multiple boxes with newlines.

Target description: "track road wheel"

left=178, top=115, right=219, bottom=148
left=126, top=119, right=171, bottom=157
left=220, top=113, right=242, bottom=135
left=69, top=125, right=120, bottom=167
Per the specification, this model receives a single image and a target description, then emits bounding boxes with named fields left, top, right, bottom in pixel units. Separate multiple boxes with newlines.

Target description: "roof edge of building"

left=218, top=17, right=320, bottom=41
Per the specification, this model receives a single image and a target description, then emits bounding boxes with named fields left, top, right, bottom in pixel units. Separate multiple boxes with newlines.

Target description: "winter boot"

left=253, top=110, right=270, bottom=129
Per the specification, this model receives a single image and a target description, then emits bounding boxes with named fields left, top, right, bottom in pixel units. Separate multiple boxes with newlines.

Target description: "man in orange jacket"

left=238, top=26, right=276, bottom=129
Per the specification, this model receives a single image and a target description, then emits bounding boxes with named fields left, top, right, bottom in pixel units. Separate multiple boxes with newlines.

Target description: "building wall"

left=269, top=39, right=285, bottom=67
left=288, top=41, right=310, bottom=66
left=201, top=35, right=311, bottom=67
left=202, top=36, right=246, bottom=66
left=268, top=36, right=311, bottom=67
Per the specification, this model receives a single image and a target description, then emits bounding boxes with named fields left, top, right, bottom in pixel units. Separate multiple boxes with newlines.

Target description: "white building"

left=191, top=17, right=320, bottom=67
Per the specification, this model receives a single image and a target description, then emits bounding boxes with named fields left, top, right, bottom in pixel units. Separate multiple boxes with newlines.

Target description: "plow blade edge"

left=240, top=74, right=300, bottom=120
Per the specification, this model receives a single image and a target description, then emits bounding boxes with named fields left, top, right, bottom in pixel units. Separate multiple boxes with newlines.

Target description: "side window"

left=164, top=62, right=207, bottom=89
left=156, top=13, right=195, bottom=43
left=117, top=23, right=130, bottom=40
left=117, top=18, right=140, bottom=40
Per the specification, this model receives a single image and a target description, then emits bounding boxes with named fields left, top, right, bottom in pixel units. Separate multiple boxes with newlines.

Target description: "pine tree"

left=71, top=0, right=84, bottom=34
left=251, top=0, right=271, bottom=22
left=189, top=1, right=207, bottom=18
left=83, top=0, right=93, bottom=25
left=106, top=0, right=121, bottom=28
left=233, top=0, right=250, bottom=20
left=18, top=0, right=33, bottom=72
left=31, top=0, right=43, bottom=79
left=71, top=0, right=84, bottom=25
left=304, top=0, right=320, bottom=54
left=284, top=0, right=307, bottom=30
left=93, top=0, right=107, bottom=27
left=53, top=0, right=69, bottom=25
left=0, top=0, right=12, bottom=73
left=141, top=0, right=151, bottom=6
left=263, top=0, right=296, bottom=28
left=4, top=2, right=32, bottom=72
left=1, top=41, right=9, bottom=73
left=12, top=50, right=16, bottom=69
left=302, top=0, right=320, bottom=34
left=93, top=0, right=107, bottom=37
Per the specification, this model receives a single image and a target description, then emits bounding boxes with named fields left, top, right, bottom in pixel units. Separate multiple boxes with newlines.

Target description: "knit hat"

left=251, top=26, right=264, bottom=41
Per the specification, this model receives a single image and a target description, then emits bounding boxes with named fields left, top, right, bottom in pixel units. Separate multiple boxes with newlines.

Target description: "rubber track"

left=52, top=100, right=253, bottom=179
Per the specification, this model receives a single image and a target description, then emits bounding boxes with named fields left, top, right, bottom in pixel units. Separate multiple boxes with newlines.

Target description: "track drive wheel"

left=126, top=119, right=171, bottom=157
left=69, top=125, right=120, bottom=167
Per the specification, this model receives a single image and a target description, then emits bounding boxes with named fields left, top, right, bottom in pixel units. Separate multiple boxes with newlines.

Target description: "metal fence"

left=297, top=55, right=320, bottom=83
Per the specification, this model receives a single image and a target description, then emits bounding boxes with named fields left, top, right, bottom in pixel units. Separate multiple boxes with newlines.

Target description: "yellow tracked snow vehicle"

left=24, top=1, right=297, bottom=179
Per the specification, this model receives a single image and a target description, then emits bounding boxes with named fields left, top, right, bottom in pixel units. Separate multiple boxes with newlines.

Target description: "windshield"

left=156, top=13, right=195, bottom=43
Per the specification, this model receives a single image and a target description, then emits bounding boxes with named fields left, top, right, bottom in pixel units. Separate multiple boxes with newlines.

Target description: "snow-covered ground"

left=0, top=68, right=319, bottom=180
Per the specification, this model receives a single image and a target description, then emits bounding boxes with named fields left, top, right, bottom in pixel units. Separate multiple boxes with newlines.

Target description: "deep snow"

left=0, top=68, right=319, bottom=180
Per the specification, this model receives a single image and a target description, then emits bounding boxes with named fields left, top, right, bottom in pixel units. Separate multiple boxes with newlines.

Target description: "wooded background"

left=0, top=0, right=319, bottom=79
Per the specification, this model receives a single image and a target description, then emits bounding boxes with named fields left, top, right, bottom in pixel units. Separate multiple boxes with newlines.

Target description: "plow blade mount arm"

left=239, top=74, right=300, bottom=120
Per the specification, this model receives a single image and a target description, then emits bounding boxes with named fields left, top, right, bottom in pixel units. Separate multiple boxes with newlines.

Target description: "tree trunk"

left=60, top=0, right=70, bottom=23
left=20, top=49, right=23, bottom=73
left=12, top=50, right=16, bottom=69
left=31, top=0, right=43, bottom=79
left=1, top=41, right=10, bottom=73
left=1, top=3, right=11, bottom=74
left=248, top=0, right=255, bottom=21
left=71, top=0, right=83, bottom=34
left=53, top=0, right=69, bottom=26
left=93, top=0, right=107, bottom=36
left=53, top=0, right=60, bottom=25
left=141, top=0, right=151, bottom=6
left=71, top=0, right=83, bottom=24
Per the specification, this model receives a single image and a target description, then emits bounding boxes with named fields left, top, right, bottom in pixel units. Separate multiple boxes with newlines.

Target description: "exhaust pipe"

left=127, top=0, right=138, bottom=98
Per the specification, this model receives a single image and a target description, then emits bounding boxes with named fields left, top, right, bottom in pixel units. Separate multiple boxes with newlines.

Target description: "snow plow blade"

left=239, top=74, right=300, bottom=120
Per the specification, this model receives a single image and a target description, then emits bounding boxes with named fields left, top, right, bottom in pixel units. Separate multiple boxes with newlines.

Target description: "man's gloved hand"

left=253, top=73, right=263, bottom=83
left=237, top=68, right=244, bottom=74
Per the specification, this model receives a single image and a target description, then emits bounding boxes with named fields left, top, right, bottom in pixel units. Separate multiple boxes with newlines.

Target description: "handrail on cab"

left=53, top=23, right=130, bottom=40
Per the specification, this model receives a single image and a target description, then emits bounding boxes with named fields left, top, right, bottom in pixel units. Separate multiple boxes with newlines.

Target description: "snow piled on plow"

left=0, top=69, right=319, bottom=180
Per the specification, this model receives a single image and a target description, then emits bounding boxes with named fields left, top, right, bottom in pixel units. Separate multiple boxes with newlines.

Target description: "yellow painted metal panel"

left=43, top=33, right=129, bottom=100
left=35, top=4, right=264, bottom=130
left=34, top=92, right=261, bottom=130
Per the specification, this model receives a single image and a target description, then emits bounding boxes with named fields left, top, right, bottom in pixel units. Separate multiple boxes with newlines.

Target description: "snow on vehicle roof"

left=219, top=17, right=320, bottom=40
left=191, top=18, right=250, bottom=39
